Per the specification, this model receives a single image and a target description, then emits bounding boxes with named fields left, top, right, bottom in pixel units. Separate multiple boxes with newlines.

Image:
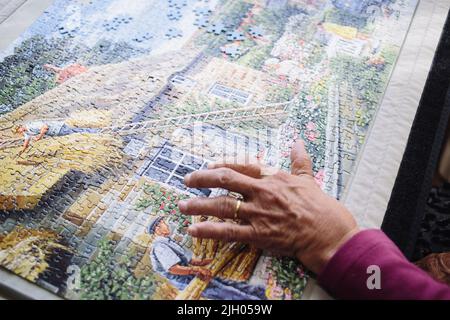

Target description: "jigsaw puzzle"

left=0, top=0, right=417, bottom=300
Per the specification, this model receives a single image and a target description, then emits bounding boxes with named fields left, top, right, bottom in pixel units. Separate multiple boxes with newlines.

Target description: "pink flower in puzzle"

left=306, top=121, right=316, bottom=131
left=306, top=131, right=317, bottom=142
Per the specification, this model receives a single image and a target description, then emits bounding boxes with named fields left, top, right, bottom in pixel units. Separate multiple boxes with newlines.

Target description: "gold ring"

left=234, top=199, right=241, bottom=220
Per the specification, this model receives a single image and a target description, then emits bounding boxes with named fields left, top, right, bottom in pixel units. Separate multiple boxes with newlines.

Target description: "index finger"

left=209, top=161, right=280, bottom=179
left=184, top=167, right=258, bottom=197
left=208, top=161, right=263, bottom=178
left=291, top=140, right=313, bottom=177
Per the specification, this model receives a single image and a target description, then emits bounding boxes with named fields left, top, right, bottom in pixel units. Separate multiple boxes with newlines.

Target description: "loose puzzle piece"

left=167, top=9, right=183, bottom=21
left=0, top=0, right=418, bottom=301
left=248, top=26, right=265, bottom=38
left=58, top=26, right=80, bottom=38
left=132, top=32, right=153, bottom=43
left=194, top=16, right=209, bottom=28
left=102, top=15, right=133, bottom=31
left=206, top=22, right=227, bottom=35
left=193, top=6, right=212, bottom=16
left=221, top=44, right=241, bottom=58
left=168, top=0, right=187, bottom=10
left=165, top=27, right=183, bottom=39
left=226, top=30, right=245, bottom=41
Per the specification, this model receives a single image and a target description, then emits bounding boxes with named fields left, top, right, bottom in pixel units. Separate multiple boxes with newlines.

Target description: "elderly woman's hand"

left=178, top=140, right=360, bottom=274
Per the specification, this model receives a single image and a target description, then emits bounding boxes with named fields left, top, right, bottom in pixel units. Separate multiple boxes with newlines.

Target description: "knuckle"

left=274, top=170, right=288, bottom=180
left=216, top=197, right=231, bottom=217
left=259, top=228, right=271, bottom=239
left=226, top=197, right=236, bottom=216
left=185, top=198, right=196, bottom=210
left=291, top=158, right=304, bottom=169
left=249, top=224, right=258, bottom=239
left=294, top=168, right=311, bottom=177
left=225, top=225, right=236, bottom=242
left=217, top=168, right=233, bottom=185
left=240, top=202, right=253, bottom=219
left=188, top=197, right=202, bottom=212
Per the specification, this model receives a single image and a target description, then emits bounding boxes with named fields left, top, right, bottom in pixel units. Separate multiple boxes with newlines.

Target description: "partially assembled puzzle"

left=0, top=0, right=417, bottom=299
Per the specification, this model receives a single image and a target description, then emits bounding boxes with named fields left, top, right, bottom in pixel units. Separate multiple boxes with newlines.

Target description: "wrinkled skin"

left=178, top=140, right=360, bottom=274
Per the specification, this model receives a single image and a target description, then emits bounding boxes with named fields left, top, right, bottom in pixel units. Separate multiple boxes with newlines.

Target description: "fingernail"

left=207, top=162, right=216, bottom=169
left=184, top=173, right=191, bottom=185
left=178, top=200, right=187, bottom=212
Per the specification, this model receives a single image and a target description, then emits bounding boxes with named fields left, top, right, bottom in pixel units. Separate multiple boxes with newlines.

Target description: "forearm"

left=317, top=229, right=450, bottom=300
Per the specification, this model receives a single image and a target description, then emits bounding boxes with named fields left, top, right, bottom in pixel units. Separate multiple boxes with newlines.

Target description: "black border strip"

left=382, top=10, right=450, bottom=260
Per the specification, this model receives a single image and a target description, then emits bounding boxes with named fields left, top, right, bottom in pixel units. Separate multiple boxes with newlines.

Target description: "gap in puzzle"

left=0, top=0, right=417, bottom=300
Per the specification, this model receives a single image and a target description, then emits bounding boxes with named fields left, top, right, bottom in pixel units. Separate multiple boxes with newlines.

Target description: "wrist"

left=298, top=227, right=360, bottom=274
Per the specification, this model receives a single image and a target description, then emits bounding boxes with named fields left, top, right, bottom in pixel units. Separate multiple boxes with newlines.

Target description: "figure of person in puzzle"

left=15, top=120, right=100, bottom=156
left=147, top=216, right=266, bottom=300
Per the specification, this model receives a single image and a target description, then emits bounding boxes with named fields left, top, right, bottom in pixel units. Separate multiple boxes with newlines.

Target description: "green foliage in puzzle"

left=268, top=256, right=308, bottom=300
left=197, top=0, right=303, bottom=64
left=0, top=36, right=56, bottom=113
left=195, top=0, right=254, bottom=55
left=285, top=11, right=316, bottom=43
left=254, top=5, right=297, bottom=38
left=324, top=7, right=368, bottom=29
left=79, top=240, right=157, bottom=300
left=280, top=83, right=329, bottom=174
left=238, top=6, right=306, bottom=69
left=135, top=183, right=191, bottom=233
left=330, top=46, right=398, bottom=128
left=266, top=84, right=296, bottom=104
left=304, top=44, right=327, bottom=67
left=0, top=35, right=146, bottom=114
left=237, top=45, right=271, bottom=69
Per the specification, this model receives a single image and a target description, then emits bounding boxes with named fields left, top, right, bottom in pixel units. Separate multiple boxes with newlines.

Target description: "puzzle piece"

left=102, top=15, right=133, bottom=31
left=193, top=6, right=212, bottom=16
left=206, top=22, right=227, bottom=35
left=194, top=16, right=209, bottom=28
left=165, top=27, right=183, bottom=39
left=168, top=0, right=187, bottom=9
left=221, top=44, right=242, bottom=58
left=167, top=8, right=183, bottom=21
left=227, top=30, right=245, bottom=41
left=58, top=26, right=80, bottom=38
left=248, top=25, right=265, bottom=38
left=132, top=32, right=153, bottom=43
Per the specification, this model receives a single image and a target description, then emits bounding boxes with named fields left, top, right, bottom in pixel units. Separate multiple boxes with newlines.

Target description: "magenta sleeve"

left=317, top=229, right=450, bottom=300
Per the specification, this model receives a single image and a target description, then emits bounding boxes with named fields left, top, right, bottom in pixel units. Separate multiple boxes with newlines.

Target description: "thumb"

left=290, top=140, right=313, bottom=176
